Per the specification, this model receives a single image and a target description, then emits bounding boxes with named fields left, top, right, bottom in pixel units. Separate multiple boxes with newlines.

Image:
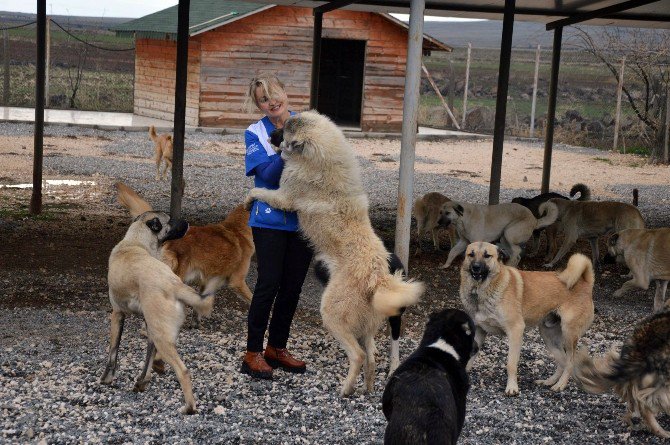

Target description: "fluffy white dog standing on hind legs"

left=245, top=111, right=424, bottom=396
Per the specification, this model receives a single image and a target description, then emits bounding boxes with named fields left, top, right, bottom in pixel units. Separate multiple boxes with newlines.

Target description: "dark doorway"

left=317, top=39, right=366, bottom=127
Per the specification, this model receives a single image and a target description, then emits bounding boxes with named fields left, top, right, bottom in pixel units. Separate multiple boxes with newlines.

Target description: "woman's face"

left=255, top=86, right=288, bottom=121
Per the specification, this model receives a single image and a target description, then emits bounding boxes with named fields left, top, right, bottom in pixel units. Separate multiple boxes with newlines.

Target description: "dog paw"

left=340, top=384, right=356, bottom=397
left=550, top=382, right=567, bottom=392
left=132, top=381, right=148, bottom=393
left=504, top=385, right=519, bottom=396
left=243, top=195, right=255, bottom=210
left=179, top=405, right=197, bottom=415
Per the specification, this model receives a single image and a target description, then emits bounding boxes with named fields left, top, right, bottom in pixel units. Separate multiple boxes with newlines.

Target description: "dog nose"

left=470, top=262, right=482, bottom=273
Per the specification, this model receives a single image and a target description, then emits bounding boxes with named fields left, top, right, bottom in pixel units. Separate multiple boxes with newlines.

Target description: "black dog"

left=269, top=128, right=284, bottom=148
left=511, top=183, right=590, bottom=258
left=382, top=308, right=477, bottom=445
left=313, top=253, right=406, bottom=372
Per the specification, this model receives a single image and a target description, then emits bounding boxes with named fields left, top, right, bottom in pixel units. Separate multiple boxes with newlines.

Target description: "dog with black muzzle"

left=382, top=308, right=477, bottom=445
left=460, top=241, right=594, bottom=395
left=603, top=228, right=670, bottom=312
left=101, top=210, right=214, bottom=414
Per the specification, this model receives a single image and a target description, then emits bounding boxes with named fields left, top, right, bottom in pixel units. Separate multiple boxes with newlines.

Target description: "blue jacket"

left=244, top=114, right=299, bottom=231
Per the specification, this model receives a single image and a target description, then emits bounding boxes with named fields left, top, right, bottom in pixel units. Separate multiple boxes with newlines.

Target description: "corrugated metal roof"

left=111, top=0, right=270, bottom=39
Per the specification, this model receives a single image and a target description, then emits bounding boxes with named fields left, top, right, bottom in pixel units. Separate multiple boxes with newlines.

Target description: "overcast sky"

left=2, top=0, right=484, bottom=21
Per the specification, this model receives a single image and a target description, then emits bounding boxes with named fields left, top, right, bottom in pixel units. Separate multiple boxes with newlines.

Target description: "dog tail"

left=116, top=182, right=153, bottom=218
left=570, top=183, right=591, bottom=201
left=175, top=283, right=214, bottom=318
left=536, top=201, right=558, bottom=229
left=573, top=348, right=619, bottom=394
left=372, top=273, right=424, bottom=317
left=149, top=125, right=158, bottom=141
left=557, top=253, right=594, bottom=289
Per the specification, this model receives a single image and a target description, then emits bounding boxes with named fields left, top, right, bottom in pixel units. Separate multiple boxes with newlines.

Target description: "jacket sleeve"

left=253, top=157, right=284, bottom=187
left=245, top=129, right=271, bottom=176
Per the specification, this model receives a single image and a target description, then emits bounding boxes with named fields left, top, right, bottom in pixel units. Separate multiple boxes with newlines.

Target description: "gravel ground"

left=1, top=122, right=669, bottom=444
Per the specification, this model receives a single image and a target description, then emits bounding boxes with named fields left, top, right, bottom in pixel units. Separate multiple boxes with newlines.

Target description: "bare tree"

left=569, top=27, right=670, bottom=161
left=67, top=46, right=88, bottom=109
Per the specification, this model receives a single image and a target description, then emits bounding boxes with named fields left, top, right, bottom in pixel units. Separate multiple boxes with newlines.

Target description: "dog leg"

left=246, top=188, right=294, bottom=212
left=588, top=237, right=601, bottom=272
left=325, top=321, right=366, bottom=397
left=614, top=275, right=649, bottom=298
left=466, top=327, right=487, bottom=372
left=363, top=336, right=377, bottom=393
left=641, top=407, right=670, bottom=438
left=414, top=219, right=425, bottom=255
left=654, top=280, right=669, bottom=312
left=536, top=321, right=565, bottom=388
left=387, top=315, right=402, bottom=377
left=431, top=228, right=441, bottom=252
left=543, top=234, right=577, bottom=269
left=229, top=270, right=253, bottom=304
left=100, top=310, right=125, bottom=385
left=506, top=244, right=523, bottom=268
left=505, top=323, right=525, bottom=396
left=153, top=337, right=196, bottom=414
left=133, top=340, right=156, bottom=392
left=527, top=231, right=541, bottom=258
left=440, top=239, right=468, bottom=269
left=154, top=149, right=162, bottom=181
left=162, top=158, right=172, bottom=180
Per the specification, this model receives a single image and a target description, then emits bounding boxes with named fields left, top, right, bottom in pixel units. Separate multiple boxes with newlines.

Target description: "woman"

left=241, top=74, right=313, bottom=380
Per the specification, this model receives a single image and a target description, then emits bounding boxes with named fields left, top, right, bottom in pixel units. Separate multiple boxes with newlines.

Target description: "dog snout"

left=470, top=262, right=483, bottom=273
left=438, top=213, right=451, bottom=227
left=163, top=218, right=189, bottom=242
left=602, top=252, right=617, bottom=265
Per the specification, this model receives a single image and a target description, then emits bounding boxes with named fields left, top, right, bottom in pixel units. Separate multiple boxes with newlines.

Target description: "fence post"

left=421, top=63, right=460, bottom=129
left=462, top=42, right=471, bottom=129
left=2, top=30, right=8, bottom=106
left=448, top=58, right=455, bottom=112
left=530, top=44, right=541, bottom=138
left=613, top=56, right=626, bottom=152
left=664, top=84, right=669, bottom=163
left=45, top=17, right=50, bottom=107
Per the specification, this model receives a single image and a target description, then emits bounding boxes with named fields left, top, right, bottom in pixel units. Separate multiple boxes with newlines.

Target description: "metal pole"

left=170, top=0, right=189, bottom=220
left=461, top=42, right=471, bottom=129
left=3, top=30, right=9, bottom=106
left=530, top=44, right=540, bottom=138
left=394, top=0, right=425, bottom=272
left=488, top=0, right=515, bottom=205
left=541, top=27, right=563, bottom=194
left=45, top=16, right=50, bottom=106
left=663, top=85, right=669, bottom=163
left=310, top=11, right=323, bottom=110
left=613, top=56, right=626, bottom=152
left=30, top=0, right=46, bottom=215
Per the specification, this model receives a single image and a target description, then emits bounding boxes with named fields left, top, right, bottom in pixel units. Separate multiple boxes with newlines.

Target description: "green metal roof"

left=112, top=0, right=269, bottom=39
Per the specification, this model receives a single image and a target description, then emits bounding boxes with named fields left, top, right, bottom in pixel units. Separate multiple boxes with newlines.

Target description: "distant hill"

left=0, top=11, right=131, bottom=31
left=422, top=20, right=588, bottom=49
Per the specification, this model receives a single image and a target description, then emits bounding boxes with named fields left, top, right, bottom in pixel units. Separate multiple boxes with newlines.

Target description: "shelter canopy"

left=262, top=0, right=670, bottom=29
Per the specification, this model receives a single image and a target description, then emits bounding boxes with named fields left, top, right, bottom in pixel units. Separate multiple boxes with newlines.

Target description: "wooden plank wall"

left=198, top=6, right=408, bottom=132
left=134, top=38, right=201, bottom=126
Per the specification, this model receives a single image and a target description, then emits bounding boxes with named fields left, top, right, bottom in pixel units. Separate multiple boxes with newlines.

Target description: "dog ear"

left=146, top=217, right=163, bottom=233
left=496, top=247, right=509, bottom=262
left=608, top=233, right=619, bottom=246
left=289, top=141, right=305, bottom=153
left=454, top=204, right=464, bottom=216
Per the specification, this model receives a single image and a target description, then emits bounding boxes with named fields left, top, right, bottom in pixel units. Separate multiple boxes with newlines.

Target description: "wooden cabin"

left=114, top=0, right=451, bottom=132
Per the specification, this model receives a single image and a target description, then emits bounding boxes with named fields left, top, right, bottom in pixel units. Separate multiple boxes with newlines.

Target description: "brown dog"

left=412, top=192, right=457, bottom=255
left=605, top=228, right=670, bottom=311
left=543, top=199, right=645, bottom=269
left=101, top=209, right=214, bottom=414
left=116, top=182, right=254, bottom=314
left=460, top=241, right=594, bottom=395
left=149, top=125, right=173, bottom=181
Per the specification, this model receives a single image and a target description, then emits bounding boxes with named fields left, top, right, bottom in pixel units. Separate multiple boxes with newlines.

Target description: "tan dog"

left=245, top=111, right=424, bottom=396
left=116, top=182, right=254, bottom=319
left=439, top=200, right=558, bottom=269
left=149, top=125, right=173, bottom=181
left=413, top=192, right=457, bottom=255
left=605, top=228, right=670, bottom=311
left=543, top=199, right=645, bottom=269
left=101, top=209, right=214, bottom=414
left=460, top=241, right=594, bottom=395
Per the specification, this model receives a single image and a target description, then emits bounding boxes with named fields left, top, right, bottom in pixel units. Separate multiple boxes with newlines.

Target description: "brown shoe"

left=240, top=351, right=273, bottom=380
left=264, top=346, right=307, bottom=374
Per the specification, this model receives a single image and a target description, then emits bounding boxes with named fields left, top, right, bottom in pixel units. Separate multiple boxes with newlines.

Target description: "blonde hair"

left=244, top=74, right=288, bottom=113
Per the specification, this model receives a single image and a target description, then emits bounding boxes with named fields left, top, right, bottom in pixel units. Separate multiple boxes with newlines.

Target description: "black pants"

left=247, top=227, right=313, bottom=352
